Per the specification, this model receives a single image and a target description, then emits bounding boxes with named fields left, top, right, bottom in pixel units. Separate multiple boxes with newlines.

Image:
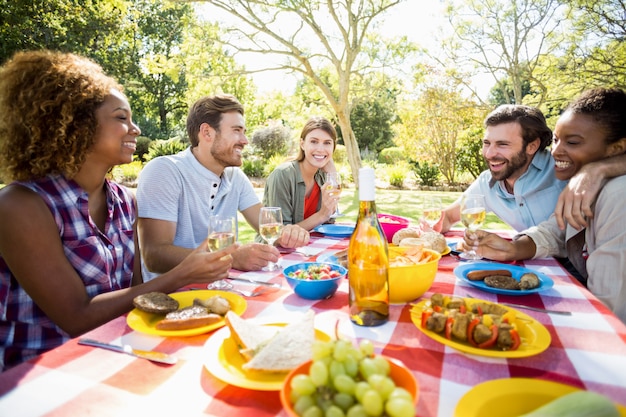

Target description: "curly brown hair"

left=0, top=50, right=122, bottom=181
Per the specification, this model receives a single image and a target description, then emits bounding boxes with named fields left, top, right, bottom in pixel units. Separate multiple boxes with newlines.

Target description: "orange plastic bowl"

left=378, top=213, right=410, bottom=243
left=389, top=247, right=441, bottom=304
left=280, top=355, right=419, bottom=417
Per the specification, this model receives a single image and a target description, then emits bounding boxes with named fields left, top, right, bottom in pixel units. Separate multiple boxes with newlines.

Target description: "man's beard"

left=488, top=145, right=529, bottom=181
left=211, top=135, right=242, bottom=168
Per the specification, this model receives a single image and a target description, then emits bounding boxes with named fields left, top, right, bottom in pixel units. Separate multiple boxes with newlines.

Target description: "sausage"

left=466, top=269, right=512, bottom=281
left=155, top=305, right=223, bottom=330
left=155, top=313, right=222, bottom=330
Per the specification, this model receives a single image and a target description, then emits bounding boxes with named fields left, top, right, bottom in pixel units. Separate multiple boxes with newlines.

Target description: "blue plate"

left=314, top=224, right=355, bottom=238
left=454, top=262, right=554, bottom=296
left=317, top=252, right=340, bottom=264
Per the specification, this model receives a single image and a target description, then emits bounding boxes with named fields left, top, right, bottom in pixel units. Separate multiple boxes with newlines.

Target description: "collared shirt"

left=262, top=160, right=327, bottom=226
left=0, top=175, right=135, bottom=371
left=520, top=175, right=626, bottom=323
left=462, top=150, right=567, bottom=231
left=136, top=147, right=260, bottom=281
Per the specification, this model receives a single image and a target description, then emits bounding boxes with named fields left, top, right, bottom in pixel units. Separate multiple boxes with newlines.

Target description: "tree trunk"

left=336, top=110, right=362, bottom=188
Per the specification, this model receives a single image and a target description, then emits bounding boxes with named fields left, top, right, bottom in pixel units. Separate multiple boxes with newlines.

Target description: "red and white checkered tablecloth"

left=1, top=232, right=625, bottom=417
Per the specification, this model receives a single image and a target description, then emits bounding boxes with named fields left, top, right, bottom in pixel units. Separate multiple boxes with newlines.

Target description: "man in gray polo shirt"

left=136, top=94, right=310, bottom=281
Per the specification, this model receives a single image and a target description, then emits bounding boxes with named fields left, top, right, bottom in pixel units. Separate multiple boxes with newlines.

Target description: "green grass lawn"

left=239, top=188, right=511, bottom=242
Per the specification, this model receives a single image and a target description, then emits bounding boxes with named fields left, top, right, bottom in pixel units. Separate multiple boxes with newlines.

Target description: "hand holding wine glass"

left=259, top=207, right=283, bottom=271
left=325, top=172, right=342, bottom=218
left=460, top=194, right=486, bottom=260
left=207, top=215, right=236, bottom=252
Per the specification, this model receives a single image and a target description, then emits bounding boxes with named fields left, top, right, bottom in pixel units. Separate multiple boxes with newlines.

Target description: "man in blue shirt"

left=438, top=104, right=626, bottom=233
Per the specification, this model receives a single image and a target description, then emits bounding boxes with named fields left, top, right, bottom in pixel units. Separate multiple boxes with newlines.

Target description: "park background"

left=2, top=0, right=624, bottom=238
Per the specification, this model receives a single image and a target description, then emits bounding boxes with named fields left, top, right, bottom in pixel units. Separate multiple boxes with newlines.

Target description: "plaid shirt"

left=0, top=175, right=135, bottom=371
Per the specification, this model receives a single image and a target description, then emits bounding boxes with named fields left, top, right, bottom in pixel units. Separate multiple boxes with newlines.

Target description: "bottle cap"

left=359, top=167, right=376, bottom=201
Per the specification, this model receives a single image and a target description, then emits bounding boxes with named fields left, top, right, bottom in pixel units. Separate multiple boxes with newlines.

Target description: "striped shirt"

left=0, top=175, right=135, bottom=371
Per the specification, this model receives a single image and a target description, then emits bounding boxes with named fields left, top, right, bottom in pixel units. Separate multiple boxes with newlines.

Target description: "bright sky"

left=199, top=1, right=493, bottom=97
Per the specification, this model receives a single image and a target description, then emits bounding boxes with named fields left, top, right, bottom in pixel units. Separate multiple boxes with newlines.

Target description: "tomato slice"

left=508, top=329, right=521, bottom=351
left=467, top=318, right=480, bottom=347
left=444, top=317, right=454, bottom=340
left=477, top=325, right=498, bottom=349
left=421, top=310, right=433, bottom=328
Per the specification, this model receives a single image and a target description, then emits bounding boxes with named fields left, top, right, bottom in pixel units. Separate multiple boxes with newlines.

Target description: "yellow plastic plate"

left=454, top=378, right=626, bottom=417
left=203, top=321, right=331, bottom=391
left=411, top=297, right=551, bottom=358
left=126, top=290, right=247, bottom=337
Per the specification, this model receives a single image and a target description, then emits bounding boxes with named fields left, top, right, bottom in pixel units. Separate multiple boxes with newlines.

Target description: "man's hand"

left=277, top=224, right=310, bottom=248
left=231, top=242, right=280, bottom=271
left=555, top=165, right=604, bottom=230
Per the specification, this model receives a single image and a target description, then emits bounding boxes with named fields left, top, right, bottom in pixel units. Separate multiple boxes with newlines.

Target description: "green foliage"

left=263, top=154, right=288, bottom=177
left=121, top=0, right=193, bottom=139
left=0, top=0, right=129, bottom=67
left=455, top=126, right=487, bottom=180
left=333, top=144, right=347, bottom=165
left=145, top=138, right=187, bottom=161
left=488, top=78, right=534, bottom=106
left=135, top=136, right=152, bottom=162
left=250, top=123, right=292, bottom=160
left=378, top=147, right=406, bottom=164
left=360, top=147, right=378, bottom=163
left=241, top=155, right=265, bottom=178
left=111, top=160, right=143, bottom=184
left=336, top=96, right=397, bottom=154
left=387, top=165, right=407, bottom=189
left=410, top=160, right=440, bottom=186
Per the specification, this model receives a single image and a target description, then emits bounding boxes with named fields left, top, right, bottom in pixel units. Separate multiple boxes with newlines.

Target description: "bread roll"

left=399, top=231, right=447, bottom=253
left=391, top=227, right=422, bottom=246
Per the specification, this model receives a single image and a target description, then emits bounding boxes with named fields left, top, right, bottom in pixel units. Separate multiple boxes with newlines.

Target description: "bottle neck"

left=358, top=200, right=377, bottom=216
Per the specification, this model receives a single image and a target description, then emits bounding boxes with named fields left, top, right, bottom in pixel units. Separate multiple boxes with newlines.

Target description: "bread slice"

left=225, top=311, right=279, bottom=360
left=242, top=310, right=315, bottom=373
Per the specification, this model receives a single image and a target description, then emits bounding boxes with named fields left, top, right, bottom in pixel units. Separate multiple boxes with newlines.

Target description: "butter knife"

left=78, top=338, right=178, bottom=365
left=227, top=276, right=281, bottom=288
left=499, top=302, right=572, bottom=316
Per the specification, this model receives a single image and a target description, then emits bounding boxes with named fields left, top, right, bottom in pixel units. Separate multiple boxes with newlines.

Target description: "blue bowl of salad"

left=283, top=262, right=347, bottom=300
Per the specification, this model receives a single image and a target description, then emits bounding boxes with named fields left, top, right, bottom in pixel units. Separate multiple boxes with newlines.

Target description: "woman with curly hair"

left=0, top=50, right=237, bottom=372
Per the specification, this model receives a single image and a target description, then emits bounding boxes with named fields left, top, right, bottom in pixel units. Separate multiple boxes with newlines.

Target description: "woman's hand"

left=463, top=230, right=515, bottom=261
left=320, top=181, right=339, bottom=220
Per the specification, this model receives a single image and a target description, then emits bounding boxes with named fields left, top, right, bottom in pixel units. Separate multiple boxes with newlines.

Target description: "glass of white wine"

left=459, top=194, right=486, bottom=260
left=259, top=207, right=283, bottom=271
left=207, top=215, right=236, bottom=252
left=421, top=195, right=443, bottom=229
left=325, top=172, right=342, bottom=218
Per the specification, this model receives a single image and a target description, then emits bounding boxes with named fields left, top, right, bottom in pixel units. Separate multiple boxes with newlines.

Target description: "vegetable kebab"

left=418, top=293, right=521, bottom=351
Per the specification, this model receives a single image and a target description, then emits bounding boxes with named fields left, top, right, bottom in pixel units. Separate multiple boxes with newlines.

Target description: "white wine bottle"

left=347, top=167, right=389, bottom=326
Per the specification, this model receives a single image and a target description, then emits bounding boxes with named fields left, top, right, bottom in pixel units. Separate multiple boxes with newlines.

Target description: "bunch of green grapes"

left=287, top=339, right=415, bottom=417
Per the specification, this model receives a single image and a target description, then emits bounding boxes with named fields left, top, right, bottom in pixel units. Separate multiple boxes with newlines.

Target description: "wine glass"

left=459, top=194, right=486, bottom=260
left=421, top=196, right=443, bottom=229
left=325, top=172, right=343, bottom=218
left=207, top=215, right=236, bottom=252
left=259, top=207, right=283, bottom=271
